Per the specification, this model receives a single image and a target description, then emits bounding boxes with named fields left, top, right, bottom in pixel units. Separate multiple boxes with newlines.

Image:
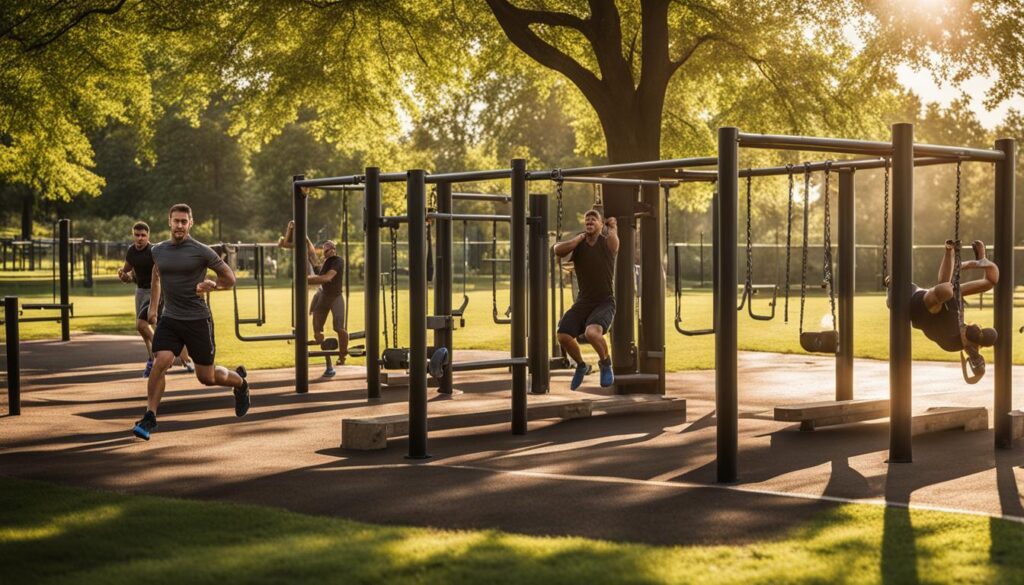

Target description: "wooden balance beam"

left=775, top=399, right=988, bottom=435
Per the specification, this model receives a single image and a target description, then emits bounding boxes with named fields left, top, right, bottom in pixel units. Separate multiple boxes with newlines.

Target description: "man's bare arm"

left=117, top=260, right=134, bottom=283
left=149, top=265, right=161, bottom=324
left=308, top=269, right=338, bottom=285
left=553, top=233, right=585, bottom=258
left=605, top=217, right=620, bottom=255
left=197, top=262, right=236, bottom=295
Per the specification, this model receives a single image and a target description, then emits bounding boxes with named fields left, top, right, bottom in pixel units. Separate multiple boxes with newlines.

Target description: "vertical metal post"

left=58, top=219, right=70, bottom=342
left=292, top=177, right=309, bottom=394
left=994, top=138, right=1016, bottom=449
left=365, top=168, right=382, bottom=401
left=837, top=169, right=855, bottom=401
left=716, top=127, right=739, bottom=483
left=434, top=182, right=454, bottom=395
left=511, top=159, right=528, bottom=433
left=5, top=297, right=20, bottom=415
left=712, top=194, right=719, bottom=324
left=529, top=193, right=550, bottom=394
left=889, top=123, right=914, bottom=463
left=639, top=183, right=666, bottom=394
left=407, top=170, right=430, bottom=459
left=606, top=184, right=636, bottom=375
left=549, top=248, right=561, bottom=361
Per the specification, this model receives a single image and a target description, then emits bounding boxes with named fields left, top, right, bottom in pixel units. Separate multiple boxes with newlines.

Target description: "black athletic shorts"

left=557, top=297, right=615, bottom=340
left=152, top=316, right=216, bottom=366
left=909, top=288, right=962, bottom=352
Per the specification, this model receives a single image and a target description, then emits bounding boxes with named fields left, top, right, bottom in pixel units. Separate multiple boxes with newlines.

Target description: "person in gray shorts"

left=132, top=203, right=250, bottom=441
left=117, top=221, right=192, bottom=377
left=307, top=239, right=347, bottom=377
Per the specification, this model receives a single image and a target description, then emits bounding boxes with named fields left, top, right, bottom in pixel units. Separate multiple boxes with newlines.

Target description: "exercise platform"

left=341, top=394, right=685, bottom=450
left=775, top=399, right=988, bottom=435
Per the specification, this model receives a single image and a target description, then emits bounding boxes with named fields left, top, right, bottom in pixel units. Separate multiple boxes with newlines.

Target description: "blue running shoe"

left=132, top=410, right=157, bottom=440
left=599, top=358, right=614, bottom=388
left=142, top=358, right=154, bottom=378
left=323, top=366, right=336, bottom=378
left=570, top=363, right=592, bottom=391
left=233, top=366, right=250, bottom=417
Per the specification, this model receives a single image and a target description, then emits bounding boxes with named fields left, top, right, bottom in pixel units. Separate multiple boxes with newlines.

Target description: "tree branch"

left=21, top=0, right=129, bottom=52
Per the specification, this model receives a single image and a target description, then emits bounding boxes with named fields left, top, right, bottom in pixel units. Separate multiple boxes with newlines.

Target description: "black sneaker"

left=233, top=366, right=250, bottom=417
left=132, top=410, right=157, bottom=440
left=965, top=346, right=986, bottom=375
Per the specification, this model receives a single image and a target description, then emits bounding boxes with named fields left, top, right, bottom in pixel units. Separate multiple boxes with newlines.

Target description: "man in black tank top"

left=553, top=209, right=619, bottom=389
left=903, top=240, right=999, bottom=378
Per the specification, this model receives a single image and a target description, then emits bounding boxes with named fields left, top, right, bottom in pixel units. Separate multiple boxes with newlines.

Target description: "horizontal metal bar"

left=557, top=176, right=665, bottom=187
left=681, top=156, right=960, bottom=180
left=452, top=192, right=512, bottom=202
left=317, top=185, right=365, bottom=191
left=737, top=132, right=1004, bottom=162
left=426, top=169, right=512, bottom=183
left=528, top=157, right=718, bottom=181
left=450, top=357, right=529, bottom=372
left=429, top=213, right=511, bottom=223
left=294, top=175, right=364, bottom=188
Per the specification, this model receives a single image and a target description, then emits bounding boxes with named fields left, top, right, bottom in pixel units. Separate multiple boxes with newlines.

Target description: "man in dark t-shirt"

left=553, top=209, right=619, bottom=389
left=132, top=203, right=250, bottom=441
left=307, top=239, right=348, bottom=377
left=118, top=221, right=192, bottom=378
left=904, top=239, right=999, bottom=379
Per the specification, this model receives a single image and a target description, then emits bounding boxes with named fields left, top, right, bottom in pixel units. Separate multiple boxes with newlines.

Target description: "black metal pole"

left=511, top=159, right=528, bottom=433
left=58, top=219, right=70, bottom=342
left=639, top=183, right=666, bottom=394
left=365, top=168, right=382, bottom=401
left=293, top=177, right=309, bottom=394
left=407, top=170, right=430, bottom=459
left=434, top=182, right=454, bottom=396
left=837, top=169, right=855, bottom=401
left=716, top=127, right=739, bottom=483
left=994, top=138, right=1016, bottom=449
left=529, top=193, right=550, bottom=394
left=607, top=181, right=636, bottom=378
left=889, top=123, right=914, bottom=463
left=5, top=296, right=20, bottom=415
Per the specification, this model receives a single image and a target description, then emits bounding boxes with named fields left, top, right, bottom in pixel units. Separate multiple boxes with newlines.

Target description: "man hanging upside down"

left=553, top=210, right=619, bottom=390
left=904, top=239, right=999, bottom=376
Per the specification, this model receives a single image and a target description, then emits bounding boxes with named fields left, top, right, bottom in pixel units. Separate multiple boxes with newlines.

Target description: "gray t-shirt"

left=152, top=237, right=226, bottom=320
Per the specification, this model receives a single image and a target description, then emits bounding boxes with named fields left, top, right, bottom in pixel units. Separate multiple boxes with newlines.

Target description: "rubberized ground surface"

left=3, top=334, right=1024, bottom=546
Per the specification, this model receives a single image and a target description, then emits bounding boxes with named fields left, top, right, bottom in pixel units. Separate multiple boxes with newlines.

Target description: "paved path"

left=2, top=334, right=1024, bottom=545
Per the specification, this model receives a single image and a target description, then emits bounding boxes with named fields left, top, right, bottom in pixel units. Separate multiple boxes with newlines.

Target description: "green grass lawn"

left=2, top=476, right=1024, bottom=584
left=1, top=273, right=1018, bottom=371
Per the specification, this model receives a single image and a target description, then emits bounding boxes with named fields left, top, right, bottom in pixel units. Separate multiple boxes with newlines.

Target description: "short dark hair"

left=132, top=221, right=149, bottom=233
left=168, top=203, right=192, bottom=218
left=584, top=209, right=602, bottom=221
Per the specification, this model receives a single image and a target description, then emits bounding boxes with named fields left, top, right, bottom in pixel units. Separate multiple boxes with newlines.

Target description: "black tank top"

left=572, top=234, right=615, bottom=303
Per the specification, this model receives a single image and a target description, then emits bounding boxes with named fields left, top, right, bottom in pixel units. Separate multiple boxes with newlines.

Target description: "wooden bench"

left=774, top=398, right=890, bottom=431
left=342, top=399, right=592, bottom=450
left=911, top=406, right=987, bottom=435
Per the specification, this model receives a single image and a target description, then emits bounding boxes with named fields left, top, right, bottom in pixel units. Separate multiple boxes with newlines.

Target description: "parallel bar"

left=738, top=132, right=1004, bottom=162
left=316, top=185, right=365, bottom=191
left=528, top=193, right=550, bottom=394
left=889, top=123, right=914, bottom=463
left=557, top=176, right=664, bottom=187
left=406, top=170, right=429, bottom=459
left=429, top=213, right=512, bottom=223
left=837, top=169, right=855, bottom=401
left=527, top=157, right=718, bottom=180
left=292, top=177, right=309, bottom=394
left=364, top=168, right=382, bottom=401
left=294, top=175, right=363, bottom=188
left=452, top=192, right=511, bottom=202
left=993, top=138, right=1016, bottom=449
left=681, top=157, right=952, bottom=179
left=511, top=159, right=528, bottom=433
left=716, top=127, right=739, bottom=483
left=426, top=168, right=512, bottom=183
left=451, top=357, right=529, bottom=372
left=58, top=219, right=70, bottom=341
left=434, top=182, right=454, bottom=396
left=5, top=296, right=20, bottom=415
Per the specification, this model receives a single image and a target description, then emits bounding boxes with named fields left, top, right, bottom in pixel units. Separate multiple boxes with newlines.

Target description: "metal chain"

left=953, top=159, right=964, bottom=328
left=822, top=161, right=837, bottom=337
left=881, top=158, right=890, bottom=287
left=389, top=224, right=399, bottom=347
left=784, top=165, right=794, bottom=322
left=799, top=163, right=811, bottom=334
left=744, top=173, right=754, bottom=303
left=342, top=193, right=350, bottom=330
left=555, top=178, right=565, bottom=316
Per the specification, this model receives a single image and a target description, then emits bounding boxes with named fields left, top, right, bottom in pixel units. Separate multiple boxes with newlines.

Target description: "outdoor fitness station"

left=286, top=122, right=1014, bottom=481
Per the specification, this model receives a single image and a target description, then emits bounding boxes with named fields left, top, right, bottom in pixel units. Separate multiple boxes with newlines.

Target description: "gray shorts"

left=310, top=289, right=345, bottom=334
left=135, top=288, right=153, bottom=321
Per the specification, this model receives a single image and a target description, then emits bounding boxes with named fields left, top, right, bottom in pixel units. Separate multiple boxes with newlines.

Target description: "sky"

left=897, top=66, right=1024, bottom=129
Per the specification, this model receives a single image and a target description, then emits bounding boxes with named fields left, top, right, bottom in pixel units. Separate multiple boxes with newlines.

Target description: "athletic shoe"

left=965, top=346, right=986, bottom=375
left=132, top=410, right=157, bottom=440
left=599, top=358, right=614, bottom=388
left=570, top=363, right=592, bottom=391
left=323, top=366, right=337, bottom=378
left=142, top=358, right=154, bottom=378
left=233, top=366, right=250, bottom=417
left=183, top=359, right=195, bottom=373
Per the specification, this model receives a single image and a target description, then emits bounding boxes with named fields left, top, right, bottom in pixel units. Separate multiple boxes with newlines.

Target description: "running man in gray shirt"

left=132, top=203, right=250, bottom=440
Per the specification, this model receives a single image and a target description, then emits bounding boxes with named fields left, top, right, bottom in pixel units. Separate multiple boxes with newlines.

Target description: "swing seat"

left=382, top=348, right=410, bottom=370
left=800, top=331, right=838, bottom=353
left=428, top=347, right=449, bottom=379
